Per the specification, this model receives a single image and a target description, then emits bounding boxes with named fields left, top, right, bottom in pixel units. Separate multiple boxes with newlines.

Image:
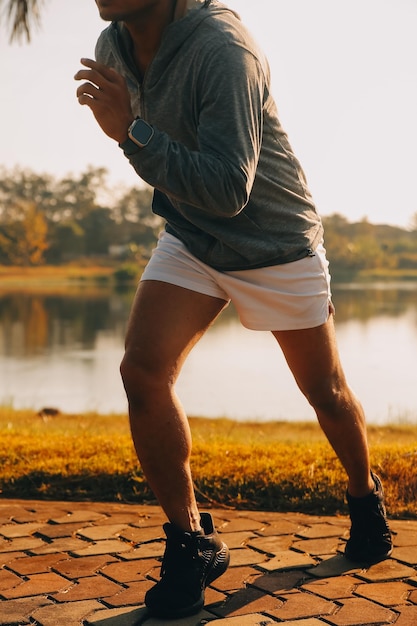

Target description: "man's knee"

left=120, top=351, right=168, bottom=405
left=304, top=378, right=351, bottom=415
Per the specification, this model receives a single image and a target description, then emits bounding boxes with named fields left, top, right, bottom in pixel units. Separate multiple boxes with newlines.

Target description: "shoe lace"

left=160, top=530, right=206, bottom=583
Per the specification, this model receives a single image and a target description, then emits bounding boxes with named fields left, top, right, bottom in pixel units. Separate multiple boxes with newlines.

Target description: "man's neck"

left=124, top=0, right=177, bottom=76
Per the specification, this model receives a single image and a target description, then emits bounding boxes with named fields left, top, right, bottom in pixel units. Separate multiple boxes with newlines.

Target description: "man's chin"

left=95, top=2, right=118, bottom=21
left=97, top=10, right=116, bottom=21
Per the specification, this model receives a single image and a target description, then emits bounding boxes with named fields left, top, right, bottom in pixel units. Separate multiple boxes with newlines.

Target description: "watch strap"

left=119, top=136, right=141, bottom=155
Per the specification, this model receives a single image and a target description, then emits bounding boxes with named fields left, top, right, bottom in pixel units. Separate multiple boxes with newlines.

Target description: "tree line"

left=0, top=167, right=162, bottom=266
left=0, top=166, right=417, bottom=273
left=323, top=213, right=417, bottom=277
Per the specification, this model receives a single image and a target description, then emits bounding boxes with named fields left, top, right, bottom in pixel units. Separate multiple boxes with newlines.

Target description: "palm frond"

left=0, top=0, right=44, bottom=43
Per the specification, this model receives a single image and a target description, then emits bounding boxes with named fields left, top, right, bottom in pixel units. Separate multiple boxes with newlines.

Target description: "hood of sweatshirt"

left=96, top=1, right=240, bottom=90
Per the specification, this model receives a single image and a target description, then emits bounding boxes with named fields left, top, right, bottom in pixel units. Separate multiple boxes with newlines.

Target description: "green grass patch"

left=1, top=408, right=417, bottom=518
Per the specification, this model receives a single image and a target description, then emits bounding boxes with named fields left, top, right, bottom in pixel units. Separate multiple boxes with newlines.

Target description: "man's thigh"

left=272, top=315, right=346, bottom=397
left=124, top=279, right=228, bottom=376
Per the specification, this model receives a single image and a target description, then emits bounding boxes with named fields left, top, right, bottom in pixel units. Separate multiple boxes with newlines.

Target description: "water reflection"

left=0, top=287, right=132, bottom=357
left=331, top=282, right=417, bottom=323
left=0, top=282, right=416, bottom=423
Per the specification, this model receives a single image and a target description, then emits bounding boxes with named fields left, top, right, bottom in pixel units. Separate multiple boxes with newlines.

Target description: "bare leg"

left=273, top=315, right=374, bottom=497
left=120, top=280, right=227, bottom=532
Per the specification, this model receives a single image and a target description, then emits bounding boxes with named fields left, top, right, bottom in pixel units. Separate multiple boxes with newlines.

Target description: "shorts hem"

left=140, top=275, right=229, bottom=302
left=241, top=302, right=333, bottom=332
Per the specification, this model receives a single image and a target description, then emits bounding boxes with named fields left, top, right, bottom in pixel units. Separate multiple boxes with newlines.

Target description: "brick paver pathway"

left=0, top=499, right=416, bottom=625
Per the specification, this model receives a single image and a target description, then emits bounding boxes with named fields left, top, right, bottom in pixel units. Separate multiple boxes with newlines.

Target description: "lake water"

left=0, top=281, right=416, bottom=424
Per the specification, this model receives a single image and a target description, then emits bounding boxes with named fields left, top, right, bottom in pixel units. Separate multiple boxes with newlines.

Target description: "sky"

left=0, top=0, right=416, bottom=228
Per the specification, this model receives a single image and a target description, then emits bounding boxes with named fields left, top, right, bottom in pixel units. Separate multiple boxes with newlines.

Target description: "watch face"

left=129, top=119, right=154, bottom=147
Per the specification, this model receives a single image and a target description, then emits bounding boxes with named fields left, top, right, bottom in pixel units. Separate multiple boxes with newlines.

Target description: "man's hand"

left=74, top=58, right=134, bottom=144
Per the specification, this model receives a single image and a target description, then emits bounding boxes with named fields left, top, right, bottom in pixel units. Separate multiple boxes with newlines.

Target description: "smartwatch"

left=119, top=118, right=154, bottom=153
left=127, top=117, right=154, bottom=148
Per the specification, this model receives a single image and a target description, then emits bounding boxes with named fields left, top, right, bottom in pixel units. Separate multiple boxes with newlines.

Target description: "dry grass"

left=1, top=408, right=417, bottom=518
left=0, top=265, right=116, bottom=297
left=0, top=264, right=114, bottom=282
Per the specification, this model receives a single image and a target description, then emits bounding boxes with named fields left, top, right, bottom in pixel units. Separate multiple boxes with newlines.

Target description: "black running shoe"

left=345, top=472, right=393, bottom=563
left=145, top=512, right=230, bottom=619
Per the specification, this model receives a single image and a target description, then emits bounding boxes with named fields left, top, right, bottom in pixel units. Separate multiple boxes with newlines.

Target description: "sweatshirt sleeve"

left=121, top=42, right=267, bottom=218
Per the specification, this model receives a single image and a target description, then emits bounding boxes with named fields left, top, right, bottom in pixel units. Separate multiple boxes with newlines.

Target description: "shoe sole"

left=344, top=546, right=393, bottom=564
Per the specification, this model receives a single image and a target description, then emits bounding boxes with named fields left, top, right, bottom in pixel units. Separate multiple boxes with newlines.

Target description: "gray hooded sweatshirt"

left=95, top=0, right=324, bottom=271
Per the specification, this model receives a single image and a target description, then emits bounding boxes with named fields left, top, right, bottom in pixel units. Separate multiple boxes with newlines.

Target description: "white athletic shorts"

left=141, top=231, right=334, bottom=331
